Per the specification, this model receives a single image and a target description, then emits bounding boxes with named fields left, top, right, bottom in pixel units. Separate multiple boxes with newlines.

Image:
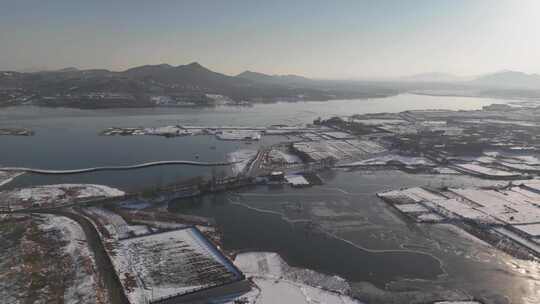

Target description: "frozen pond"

left=169, top=170, right=540, bottom=304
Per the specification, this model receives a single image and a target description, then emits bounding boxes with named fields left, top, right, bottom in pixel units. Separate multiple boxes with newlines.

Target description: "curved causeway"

left=0, top=160, right=235, bottom=175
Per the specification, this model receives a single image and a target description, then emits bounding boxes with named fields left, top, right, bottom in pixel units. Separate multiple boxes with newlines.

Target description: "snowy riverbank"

left=231, top=252, right=364, bottom=304
left=0, top=184, right=125, bottom=210
left=0, top=170, right=23, bottom=187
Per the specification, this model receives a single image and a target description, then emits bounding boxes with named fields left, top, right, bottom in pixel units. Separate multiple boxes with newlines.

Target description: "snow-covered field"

left=346, top=140, right=386, bottom=154
left=493, top=227, right=540, bottom=255
left=393, top=203, right=429, bottom=213
left=38, top=214, right=102, bottom=303
left=0, top=184, right=125, bottom=210
left=322, top=131, right=355, bottom=140
left=341, top=155, right=434, bottom=167
left=228, top=149, right=258, bottom=175
left=102, top=126, right=193, bottom=136
left=81, top=206, right=237, bottom=304
left=416, top=213, right=445, bottom=222
left=513, top=223, right=540, bottom=237
left=449, top=188, right=540, bottom=225
left=268, top=149, right=302, bottom=164
left=433, top=167, right=461, bottom=174
left=453, top=163, right=520, bottom=178
left=352, top=118, right=408, bottom=126
left=379, top=187, right=446, bottom=203
left=231, top=252, right=364, bottom=304
left=110, top=228, right=241, bottom=304
left=145, top=125, right=192, bottom=136
left=1, top=214, right=107, bottom=303
left=292, top=139, right=378, bottom=162
left=425, top=198, right=500, bottom=224
left=380, top=184, right=540, bottom=255
left=217, top=130, right=261, bottom=141
left=83, top=207, right=134, bottom=239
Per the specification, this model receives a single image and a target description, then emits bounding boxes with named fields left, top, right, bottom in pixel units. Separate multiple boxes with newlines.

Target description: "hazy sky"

left=1, top=0, right=539, bottom=78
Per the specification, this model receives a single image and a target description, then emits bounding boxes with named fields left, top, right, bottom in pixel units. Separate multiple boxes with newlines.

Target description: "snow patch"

left=1, top=184, right=124, bottom=210
left=0, top=170, right=23, bottom=187
left=268, top=149, right=302, bottom=164
left=111, top=228, right=241, bottom=303
left=38, top=214, right=100, bottom=303
left=228, top=149, right=258, bottom=175
left=233, top=252, right=364, bottom=304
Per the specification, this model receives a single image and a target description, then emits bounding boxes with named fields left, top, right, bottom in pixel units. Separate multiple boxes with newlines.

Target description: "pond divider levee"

left=0, top=176, right=257, bottom=215
left=0, top=160, right=236, bottom=175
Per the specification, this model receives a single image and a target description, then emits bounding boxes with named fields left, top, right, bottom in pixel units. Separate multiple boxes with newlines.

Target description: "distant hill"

left=121, top=64, right=173, bottom=78
left=400, top=72, right=467, bottom=83
left=236, top=70, right=312, bottom=86
left=470, top=70, right=540, bottom=89
left=55, top=67, right=80, bottom=73
left=121, top=62, right=250, bottom=94
left=1, top=62, right=397, bottom=108
left=236, top=71, right=276, bottom=83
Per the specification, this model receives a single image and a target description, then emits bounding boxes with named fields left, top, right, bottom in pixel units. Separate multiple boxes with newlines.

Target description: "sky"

left=1, top=0, right=540, bottom=78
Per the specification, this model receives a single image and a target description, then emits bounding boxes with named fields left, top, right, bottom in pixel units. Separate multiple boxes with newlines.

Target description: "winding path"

left=0, top=160, right=236, bottom=175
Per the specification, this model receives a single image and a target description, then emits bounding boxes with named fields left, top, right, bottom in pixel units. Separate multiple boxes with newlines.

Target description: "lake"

left=0, top=93, right=508, bottom=191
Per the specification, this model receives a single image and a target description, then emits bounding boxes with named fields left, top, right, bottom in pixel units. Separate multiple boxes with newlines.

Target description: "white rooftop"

left=285, top=175, right=310, bottom=186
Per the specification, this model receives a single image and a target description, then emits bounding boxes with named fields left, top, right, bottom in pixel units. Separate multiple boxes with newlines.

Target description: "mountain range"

left=400, top=72, right=470, bottom=83
left=1, top=63, right=539, bottom=108
left=0, top=62, right=398, bottom=108
left=471, top=70, right=540, bottom=88
left=402, top=70, right=540, bottom=89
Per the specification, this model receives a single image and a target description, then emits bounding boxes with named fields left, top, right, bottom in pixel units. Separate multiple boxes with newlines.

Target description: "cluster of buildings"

left=35, top=92, right=136, bottom=105
left=330, top=106, right=540, bottom=154
left=150, top=94, right=216, bottom=106
left=317, top=106, right=540, bottom=179
left=101, top=124, right=322, bottom=141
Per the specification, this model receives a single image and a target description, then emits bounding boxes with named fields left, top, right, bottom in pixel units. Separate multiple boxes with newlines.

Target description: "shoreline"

left=0, top=93, right=397, bottom=110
